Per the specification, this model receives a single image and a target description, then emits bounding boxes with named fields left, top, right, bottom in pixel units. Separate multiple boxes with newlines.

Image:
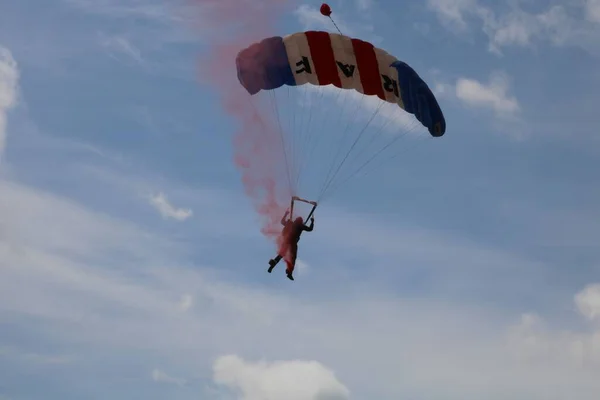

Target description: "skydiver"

left=268, top=210, right=314, bottom=281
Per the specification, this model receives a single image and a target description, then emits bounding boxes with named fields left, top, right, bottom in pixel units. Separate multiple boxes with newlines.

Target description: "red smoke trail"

left=191, top=0, right=294, bottom=242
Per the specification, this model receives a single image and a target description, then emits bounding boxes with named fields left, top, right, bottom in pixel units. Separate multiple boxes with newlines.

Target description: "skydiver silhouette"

left=268, top=210, right=314, bottom=280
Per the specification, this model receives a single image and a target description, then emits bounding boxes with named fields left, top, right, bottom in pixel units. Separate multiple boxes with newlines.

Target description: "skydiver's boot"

left=268, top=255, right=282, bottom=273
left=285, top=264, right=294, bottom=281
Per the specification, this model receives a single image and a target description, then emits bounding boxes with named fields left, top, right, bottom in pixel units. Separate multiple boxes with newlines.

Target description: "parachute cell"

left=236, top=31, right=445, bottom=136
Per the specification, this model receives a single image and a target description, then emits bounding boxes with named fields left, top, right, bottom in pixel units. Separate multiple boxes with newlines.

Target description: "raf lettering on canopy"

left=295, top=56, right=399, bottom=97
left=295, top=56, right=312, bottom=74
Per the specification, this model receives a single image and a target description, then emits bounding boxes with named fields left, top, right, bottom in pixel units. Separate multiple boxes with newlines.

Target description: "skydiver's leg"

left=285, top=244, right=297, bottom=281
left=285, top=260, right=294, bottom=281
left=268, top=238, right=287, bottom=273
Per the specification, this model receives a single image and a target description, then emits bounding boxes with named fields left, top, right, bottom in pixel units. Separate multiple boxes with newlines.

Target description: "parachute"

left=235, top=21, right=446, bottom=211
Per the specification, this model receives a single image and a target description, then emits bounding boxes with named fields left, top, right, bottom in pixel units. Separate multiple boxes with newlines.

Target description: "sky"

left=0, top=0, right=600, bottom=399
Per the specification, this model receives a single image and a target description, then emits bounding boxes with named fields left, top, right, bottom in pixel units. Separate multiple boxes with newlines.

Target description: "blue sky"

left=1, top=0, right=600, bottom=399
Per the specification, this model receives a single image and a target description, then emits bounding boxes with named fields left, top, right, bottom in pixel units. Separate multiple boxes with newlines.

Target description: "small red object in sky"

left=320, top=3, right=332, bottom=17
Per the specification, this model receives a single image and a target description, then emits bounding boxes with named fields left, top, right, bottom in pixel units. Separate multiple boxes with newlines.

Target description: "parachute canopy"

left=234, top=30, right=446, bottom=204
left=236, top=30, right=445, bottom=137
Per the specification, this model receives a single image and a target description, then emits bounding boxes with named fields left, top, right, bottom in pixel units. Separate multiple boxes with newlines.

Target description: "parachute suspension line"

left=384, top=130, right=432, bottom=162
left=289, top=85, right=304, bottom=191
left=318, top=100, right=384, bottom=199
left=287, top=85, right=307, bottom=190
left=339, top=124, right=418, bottom=193
left=318, top=100, right=384, bottom=200
left=295, top=85, right=328, bottom=191
left=293, top=85, right=322, bottom=193
left=299, top=85, right=352, bottom=199
left=343, top=107, right=423, bottom=176
left=244, top=95, right=294, bottom=194
left=297, top=87, right=324, bottom=168
left=334, top=114, right=408, bottom=186
left=268, top=89, right=295, bottom=194
left=301, top=85, right=318, bottom=141
left=352, top=127, right=430, bottom=185
left=297, top=83, right=343, bottom=191
left=295, top=85, right=317, bottom=181
left=317, top=91, right=367, bottom=197
left=321, top=122, right=427, bottom=201
left=291, top=85, right=310, bottom=184
left=307, top=84, right=346, bottom=153
left=285, top=85, right=297, bottom=185
left=292, top=85, right=310, bottom=190
left=289, top=85, right=297, bottom=158
left=341, top=100, right=398, bottom=169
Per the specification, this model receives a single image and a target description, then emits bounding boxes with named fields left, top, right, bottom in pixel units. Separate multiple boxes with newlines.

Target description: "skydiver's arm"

left=281, top=211, right=289, bottom=225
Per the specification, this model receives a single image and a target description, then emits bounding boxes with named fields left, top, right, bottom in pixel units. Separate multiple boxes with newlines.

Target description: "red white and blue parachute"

left=236, top=31, right=445, bottom=137
left=234, top=7, right=446, bottom=204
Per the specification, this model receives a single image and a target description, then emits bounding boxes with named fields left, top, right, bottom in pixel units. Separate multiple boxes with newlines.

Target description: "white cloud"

left=295, top=259, right=310, bottom=275
left=152, top=368, right=186, bottom=386
left=575, top=283, right=600, bottom=321
left=149, top=192, right=193, bottom=221
left=0, top=346, right=73, bottom=365
left=506, top=311, right=600, bottom=373
left=21, top=353, right=74, bottom=365
left=212, top=355, right=350, bottom=400
left=64, top=0, right=180, bottom=22
left=0, top=46, right=19, bottom=156
left=0, top=180, right=179, bottom=263
left=63, top=0, right=207, bottom=51
left=586, top=0, right=600, bottom=23
left=98, top=33, right=144, bottom=65
left=356, top=0, right=372, bottom=11
left=433, top=81, right=454, bottom=97
left=481, top=6, right=576, bottom=55
left=455, top=72, right=519, bottom=116
left=427, top=0, right=477, bottom=30
left=179, top=293, right=193, bottom=311
left=428, top=0, right=600, bottom=55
